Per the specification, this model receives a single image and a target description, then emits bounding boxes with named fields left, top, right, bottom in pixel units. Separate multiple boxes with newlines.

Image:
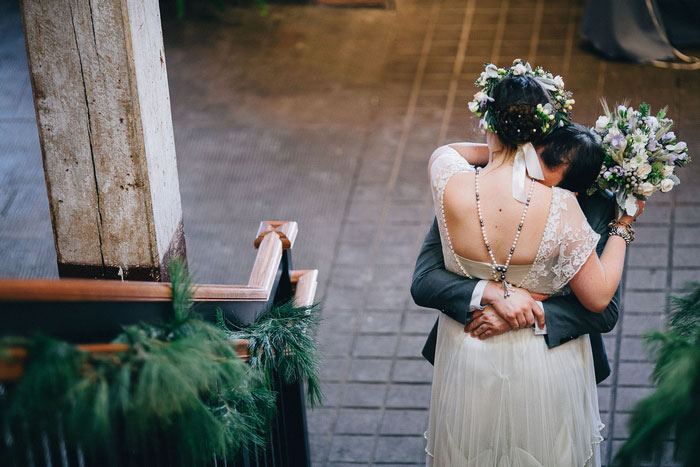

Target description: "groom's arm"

left=410, top=218, right=479, bottom=325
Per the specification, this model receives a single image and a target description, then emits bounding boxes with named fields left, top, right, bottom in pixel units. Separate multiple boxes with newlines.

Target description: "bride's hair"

left=540, top=123, right=605, bottom=193
left=491, top=75, right=550, bottom=149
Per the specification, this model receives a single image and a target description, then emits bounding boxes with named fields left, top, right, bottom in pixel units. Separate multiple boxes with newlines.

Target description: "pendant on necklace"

left=495, top=265, right=507, bottom=282
left=502, top=280, right=512, bottom=298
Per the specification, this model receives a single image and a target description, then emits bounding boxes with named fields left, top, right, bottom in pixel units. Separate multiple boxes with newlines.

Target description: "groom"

left=411, top=150, right=620, bottom=384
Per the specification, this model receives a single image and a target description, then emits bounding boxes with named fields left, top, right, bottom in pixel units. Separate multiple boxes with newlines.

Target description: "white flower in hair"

left=512, top=63, right=527, bottom=75
left=485, top=64, right=499, bottom=78
left=553, top=75, right=565, bottom=89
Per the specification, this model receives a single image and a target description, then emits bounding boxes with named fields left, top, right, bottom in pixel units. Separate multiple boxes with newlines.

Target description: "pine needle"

left=221, top=301, right=324, bottom=408
left=613, top=282, right=700, bottom=467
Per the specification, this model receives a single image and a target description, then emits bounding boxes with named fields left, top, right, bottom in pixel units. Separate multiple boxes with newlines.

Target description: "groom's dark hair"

left=539, top=123, right=605, bottom=193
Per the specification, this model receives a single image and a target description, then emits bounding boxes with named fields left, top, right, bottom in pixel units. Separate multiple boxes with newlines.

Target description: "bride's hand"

left=619, top=200, right=645, bottom=225
left=482, top=282, right=546, bottom=330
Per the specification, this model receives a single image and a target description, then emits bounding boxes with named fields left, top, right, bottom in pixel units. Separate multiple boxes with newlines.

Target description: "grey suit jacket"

left=411, top=191, right=620, bottom=384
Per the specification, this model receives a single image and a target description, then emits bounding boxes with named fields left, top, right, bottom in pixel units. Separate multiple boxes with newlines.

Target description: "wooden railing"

left=0, top=221, right=302, bottom=304
left=0, top=221, right=317, bottom=467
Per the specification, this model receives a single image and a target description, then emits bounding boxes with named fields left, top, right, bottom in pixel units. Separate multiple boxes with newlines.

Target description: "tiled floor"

left=1, top=0, right=699, bottom=465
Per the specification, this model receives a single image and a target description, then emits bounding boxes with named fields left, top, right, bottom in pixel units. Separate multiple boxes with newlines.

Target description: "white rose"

left=485, top=64, right=499, bottom=78
left=553, top=75, right=565, bottom=89
left=595, top=115, right=610, bottom=131
left=640, top=182, right=656, bottom=197
left=512, top=63, right=527, bottom=75
left=468, top=101, right=480, bottom=113
left=660, top=178, right=675, bottom=192
left=635, top=163, right=652, bottom=178
left=662, top=165, right=674, bottom=177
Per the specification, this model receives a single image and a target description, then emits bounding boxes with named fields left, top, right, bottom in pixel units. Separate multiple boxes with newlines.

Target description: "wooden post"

left=20, top=0, right=184, bottom=281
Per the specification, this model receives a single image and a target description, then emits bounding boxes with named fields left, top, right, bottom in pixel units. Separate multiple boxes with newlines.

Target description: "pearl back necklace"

left=475, top=168, right=535, bottom=298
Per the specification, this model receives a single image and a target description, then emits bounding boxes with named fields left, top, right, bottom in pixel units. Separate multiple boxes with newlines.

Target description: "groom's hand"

left=482, top=282, right=546, bottom=330
left=465, top=307, right=511, bottom=339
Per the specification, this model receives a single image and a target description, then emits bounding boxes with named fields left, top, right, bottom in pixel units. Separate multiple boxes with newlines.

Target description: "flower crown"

left=468, top=59, right=575, bottom=136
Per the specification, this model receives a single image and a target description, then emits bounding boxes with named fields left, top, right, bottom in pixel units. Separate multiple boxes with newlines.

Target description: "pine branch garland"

left=613, top=282, right=700, bottom=467
left=0, top=259, right=323, bottom=464
left=220, top=301, right=324, bottom=408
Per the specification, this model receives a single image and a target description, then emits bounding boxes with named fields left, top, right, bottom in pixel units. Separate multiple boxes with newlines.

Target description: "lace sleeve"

left=429, top=145, right=475, bottom=205
left=551, top=189, right=601, bottom=290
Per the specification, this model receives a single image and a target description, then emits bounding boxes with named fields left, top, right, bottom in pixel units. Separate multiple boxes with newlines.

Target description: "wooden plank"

left=292, top=270, right=318, bottom=307
left=248, top=233, right=283, bottom=291
left=0, top=339, right=250, bottom=382
left=0, top=279, right=269, bottom=302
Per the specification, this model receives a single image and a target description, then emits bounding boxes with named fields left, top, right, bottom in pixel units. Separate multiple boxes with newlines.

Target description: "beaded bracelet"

left=608, top=220, right=635, bottom=245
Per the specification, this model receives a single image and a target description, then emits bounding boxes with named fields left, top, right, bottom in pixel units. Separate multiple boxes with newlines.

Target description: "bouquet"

left=590, top=101, right=691, bottom=216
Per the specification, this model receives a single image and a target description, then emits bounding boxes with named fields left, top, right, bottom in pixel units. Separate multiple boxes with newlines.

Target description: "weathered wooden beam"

left=20, top=0, right=184, bottom=281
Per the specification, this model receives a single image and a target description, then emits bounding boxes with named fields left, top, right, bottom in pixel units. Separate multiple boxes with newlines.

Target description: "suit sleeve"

left=541, top=193, right=620, bottom=348
left=410, top=218, right=480, bottom=325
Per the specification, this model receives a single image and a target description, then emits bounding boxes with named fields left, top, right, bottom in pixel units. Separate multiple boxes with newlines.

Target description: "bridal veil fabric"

left=425, top=146, right=604, bottom=466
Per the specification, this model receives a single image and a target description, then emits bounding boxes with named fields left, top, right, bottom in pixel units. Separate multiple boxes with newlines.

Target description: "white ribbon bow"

left=512, top=142, right=544, bottom=203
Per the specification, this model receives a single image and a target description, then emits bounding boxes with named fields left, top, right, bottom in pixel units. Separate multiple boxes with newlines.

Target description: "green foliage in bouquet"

left=219, top=301, right=323, bottom=408
left=613, top=282, right=700, bottom=467
left=0, top=259, right=322, bottom=465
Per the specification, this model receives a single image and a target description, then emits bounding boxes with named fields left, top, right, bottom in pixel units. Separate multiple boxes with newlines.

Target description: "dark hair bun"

left=495, top=103, right=544, bottom=146
left=490, top=75, right=549, bottom=148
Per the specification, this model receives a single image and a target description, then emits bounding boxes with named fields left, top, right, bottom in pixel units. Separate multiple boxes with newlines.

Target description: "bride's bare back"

left=442, top=165, right=553, bottom=266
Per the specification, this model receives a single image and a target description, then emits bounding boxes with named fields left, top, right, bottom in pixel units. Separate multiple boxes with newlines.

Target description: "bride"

left=424, top=70, right=642, bottom=466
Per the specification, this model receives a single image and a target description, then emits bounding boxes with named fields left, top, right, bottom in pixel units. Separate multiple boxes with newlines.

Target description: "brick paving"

left=1, top=0, right=699, bottom=465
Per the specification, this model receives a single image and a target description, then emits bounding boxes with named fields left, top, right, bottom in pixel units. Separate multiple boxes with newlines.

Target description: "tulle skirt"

left=425, top=315, right=603, bottom=467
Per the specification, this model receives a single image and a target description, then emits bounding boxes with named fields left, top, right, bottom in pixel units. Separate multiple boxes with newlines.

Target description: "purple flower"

left=647, top=139, right=658, bottom=151
left=662, top=131, right=675, bottom=142
left=611, top=134, right=626, bottom=150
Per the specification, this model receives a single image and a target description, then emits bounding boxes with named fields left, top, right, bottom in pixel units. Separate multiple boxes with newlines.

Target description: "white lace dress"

left=425, top=145, right=604, bottom=467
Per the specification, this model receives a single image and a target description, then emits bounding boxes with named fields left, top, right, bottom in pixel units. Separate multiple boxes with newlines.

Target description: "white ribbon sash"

left=512, top=142, right=544, bottom=203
